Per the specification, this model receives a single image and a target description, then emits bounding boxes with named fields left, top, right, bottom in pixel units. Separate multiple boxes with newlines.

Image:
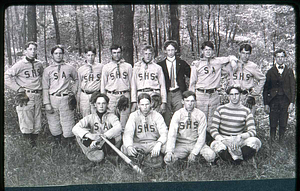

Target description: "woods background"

left=3, top=4, right=297, bottom=188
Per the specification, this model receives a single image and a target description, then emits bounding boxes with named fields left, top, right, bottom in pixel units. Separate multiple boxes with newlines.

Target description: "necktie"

left=278, top=65, right=284, bottom=69
left=169, top=60, right=175, bottom=88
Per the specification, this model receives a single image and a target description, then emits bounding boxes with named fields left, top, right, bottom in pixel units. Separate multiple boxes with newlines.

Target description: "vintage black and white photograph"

left=3, top=4, right=296, bottom=189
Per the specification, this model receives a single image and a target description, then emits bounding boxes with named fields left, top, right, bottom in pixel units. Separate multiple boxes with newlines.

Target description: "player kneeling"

left=121, top=93, right=168, bottom=168
left=164, top=91, right=216, bottom=165
left=72, top=92, right=122, bottom=164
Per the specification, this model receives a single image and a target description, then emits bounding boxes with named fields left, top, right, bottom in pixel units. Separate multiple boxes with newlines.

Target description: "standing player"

left=157, top=40, right=191, bottom=126
left=42, top=45, right=78, bottom=145
left=77, top=46, right=103, bottom=117
left=72, top=93, right=122, bottom=164
left=164, top=91, right=216, bottom=165
left=263, top=49, right=295, bottom=145
left=210, top=85, right=262, bottom=164
left=101, top=45, right=132, bottom=131
left=189, top=41, right=237, bottom=143
left=122, top=93, right=168, bottom=166
left=131, top=45, right=167, bottom=112
left=5, top=41, right=44, bottom=147
left=227, top=44, right=266, bottom=114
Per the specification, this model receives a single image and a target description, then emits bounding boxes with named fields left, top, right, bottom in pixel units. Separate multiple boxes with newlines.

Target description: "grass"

left=4, top=88, right=296, bottom=187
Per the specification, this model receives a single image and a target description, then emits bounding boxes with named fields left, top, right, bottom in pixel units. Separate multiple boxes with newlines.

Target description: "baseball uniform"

left=101, top=59, right=132, bottom=131
left=78, top=61, right=103, bottom=117
left=5, top=57, right=44, bottom=135
left=165, top=108, right=216, bottom=163
left=72, top=112, right=122, bottom=162
left=122, top=109, right=168, bottom=155
left=42, top=61, right=78, bottom=138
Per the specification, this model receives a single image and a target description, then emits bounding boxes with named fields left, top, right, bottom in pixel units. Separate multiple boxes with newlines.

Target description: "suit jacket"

left=157, top=57, right=191, bottom=93
left=263, top=65, right=295, bottom=105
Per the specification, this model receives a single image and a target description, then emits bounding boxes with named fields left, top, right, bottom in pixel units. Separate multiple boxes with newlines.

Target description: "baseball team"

left=5, top=39, right=295, bottom=169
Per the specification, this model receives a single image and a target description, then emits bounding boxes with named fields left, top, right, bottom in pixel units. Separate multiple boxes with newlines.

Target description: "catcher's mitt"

left=130, top=148, right=145, bottom=166
left=151, top=93, right=161, bottom=110
left=116, top=95, right=129, bottom=111
left=15, top=92, right=30, bottom=107
left=68, top=93, right=77, bottom=110
left=143, top=154, right=163, bottom=168
left=245, top=96, right=256, bottom=109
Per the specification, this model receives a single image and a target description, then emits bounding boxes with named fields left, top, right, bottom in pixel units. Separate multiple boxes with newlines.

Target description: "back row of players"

left=5, top=40, right=295, bottom=166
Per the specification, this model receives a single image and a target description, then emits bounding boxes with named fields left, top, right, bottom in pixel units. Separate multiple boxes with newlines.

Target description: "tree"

left=74, top=5, right=82, bottom=56
left=170, top=5, right=180, bottom=51
left=5, top=8, right=12, bottom=65
left=96, top=4, right=102, bottom=62
left=27, top=5, right=37, bottom=42
left=112, top=5, right=134, bottom=65
left=51, top=5, right=60, bottom=44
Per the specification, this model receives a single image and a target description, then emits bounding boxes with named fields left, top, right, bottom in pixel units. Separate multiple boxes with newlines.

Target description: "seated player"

left=210, top=85, right=262, bottom=164
left=164, top=91, right=216, bottom=165
left=72, top=92, right=122, bottom=163
left=121, top=93, right=168, bottom=167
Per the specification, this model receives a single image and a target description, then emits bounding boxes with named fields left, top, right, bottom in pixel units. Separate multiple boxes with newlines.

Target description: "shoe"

left=232, top=159, right=242, bottom=165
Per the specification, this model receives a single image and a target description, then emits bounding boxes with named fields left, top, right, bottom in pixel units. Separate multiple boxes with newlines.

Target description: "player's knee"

left=201, top=145, right=216, bottom=162
left=244, top=137, right=262, bottom=151
left=210, top=140, right=226, bottom=153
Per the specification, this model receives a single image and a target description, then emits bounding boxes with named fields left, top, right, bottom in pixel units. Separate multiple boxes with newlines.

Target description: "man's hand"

left=264, top=105, right=270, bottom=114
left=131, top=102, right=137, bottom=112
left=90, top=140, right=101, bottom=149
left=127, top=146, right=138, bottom=157
left=85, top=132, right=103, bottom=142
left=160, top=103, right=166, bottom=114
left=151, top=142, right=162, bottom=157
left=288, top=103, right=294, bottom=113
left=45, top=104, right=54, bottom=114
left=232, top=135, right=242, bottom=150
left=188, top=153, right=196, bottom=163
left=164, top=152, right=175, bottom=165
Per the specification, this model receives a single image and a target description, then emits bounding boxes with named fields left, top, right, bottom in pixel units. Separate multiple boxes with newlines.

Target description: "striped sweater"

left=210, top=104, right=256, bottom=139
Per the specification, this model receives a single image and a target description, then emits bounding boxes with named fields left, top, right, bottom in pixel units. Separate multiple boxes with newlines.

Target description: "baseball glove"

left=116, top=95, right=129, bottom=111
left=130, top=148, right=145, bottom=166
left=15, top=92, right=30, bottom=107
left=151, top=93, right=161, bottom=110
left=68, top=93, right=77, bottom=110
left=143, top=154, right=163, bottom=168
left=245, top=96, right=256, bottom=109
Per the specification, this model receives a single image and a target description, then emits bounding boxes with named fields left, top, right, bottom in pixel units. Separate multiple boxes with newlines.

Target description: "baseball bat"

left=100, top=135, right=145, bottom=175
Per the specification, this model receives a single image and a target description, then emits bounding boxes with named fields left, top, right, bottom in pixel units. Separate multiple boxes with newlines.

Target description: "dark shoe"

left=218, top=149, right=233, bottom=162
left=30, top=134, right=38, bottom=147
left=241, top=146, right=256, bottom=161
left=53, top=134, right=62, bottom=145
left=232, top=159, right=242, bottom=165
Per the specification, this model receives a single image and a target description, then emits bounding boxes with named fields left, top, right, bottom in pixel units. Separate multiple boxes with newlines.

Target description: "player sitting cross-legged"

left=121, top=93, right=168, bottom=168
left=164, top=91, right=216, bottom=165
left=72, top=92, right=122, bottom=166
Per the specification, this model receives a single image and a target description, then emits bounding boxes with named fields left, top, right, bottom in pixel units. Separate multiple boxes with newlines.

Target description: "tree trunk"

left=5, top=9, right=12, bottom=65
left=217, top=5, right=221, bottom=56
left=9, top=8, right=17, bottom=62
left=80, top=6, right=86, bottom=51
left=43, top=6, right=48, bottom=65
left=96, top=4, right=102, bottom=62
left=186, top=9, right=195, bottom=56
left=206, top=5, right=211, bottom=41
left=154, top=5, right=158, bottom=56
left=51, top=5, right=60, bottom=44
left=14, top=6, right=23, bottom=50
left=196, top=5, right=200, bottom=56
left=74, top=5, right=82, bottom=56
left=112, top=5, right=134, bottom=65
left=27, top=5, right=37, bottom=42
left=170, top=5, right=180, bottom=49
left=22, top=6, right=27, bottom=48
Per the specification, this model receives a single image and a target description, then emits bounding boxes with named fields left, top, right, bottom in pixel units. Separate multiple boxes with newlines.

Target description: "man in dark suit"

left=157, top=40, right=191, bottom=126
left=263, top=49, right=295, bottom=145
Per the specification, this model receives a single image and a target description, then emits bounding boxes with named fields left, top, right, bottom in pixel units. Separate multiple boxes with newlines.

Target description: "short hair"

left=85, top=46, right=96, bottom=54
left=137, top=93, right=151, bottom=103
left=110, top=44, right=122, bottom=52
left=239, top=44, right=252, bottom=54
left=142, top=45, right=154, bottom=53
left=274, top=49, right=287, bottom=57
left=90, top=92, right=110, bottom=104
left=201, top=41, right=214, bottom=50
left=51, top=45, right=65, bottom=55
left=226, top=86, right=243, bottom=95
left=163, top=40, right=178, bottom=50
left=24, top=41, right=37, bottom=49
left=182, top=91, right=196, bottom=100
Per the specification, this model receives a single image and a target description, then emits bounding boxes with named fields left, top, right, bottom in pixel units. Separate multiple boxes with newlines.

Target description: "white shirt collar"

left=166, top=56, right=176, bottom=62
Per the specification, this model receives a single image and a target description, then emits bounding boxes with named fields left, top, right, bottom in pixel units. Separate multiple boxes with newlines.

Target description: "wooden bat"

left=100, top=135, right=145, bottom=175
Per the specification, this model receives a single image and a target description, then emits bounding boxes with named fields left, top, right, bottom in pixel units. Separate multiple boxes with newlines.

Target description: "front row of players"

left=72, top=87, right=261, bottom=167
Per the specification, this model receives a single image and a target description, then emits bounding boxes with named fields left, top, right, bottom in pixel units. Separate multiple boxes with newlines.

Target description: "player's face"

left=275, top=52, right=286, bottom=66
left=182, top=95, right=196, bottom=112
left=143, top=49, right=153, bottom=63
left=111, top=48, right=122, bottom=62
left=165, top=45, right=176, bottom=58
left=240, top=49, right=251, bottom=63
left=52, top=48, right=64, bottom=63
left=229, top=89, right=241, bottom=105
left=202, top=46, right=213, bottom=58
left=86, top=51, right=96, bottom=64
left=95, top=97, right=108, bottom=113
left=25, top=44, right=37, bottom=59
left=138, top=98, right=151, bottom=115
